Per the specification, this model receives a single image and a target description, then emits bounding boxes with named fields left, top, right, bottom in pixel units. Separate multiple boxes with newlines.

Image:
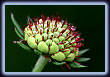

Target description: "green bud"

left=59, top=44, right=64, bottom=50
left=31, top=25, right=36, bottom=31
left=48, top=33, right=53, bottom=38
left=42, top=33, right=47, bottom=41
left=45, top=39, right=52, bottom=46
left=75, top=51, right=79, bottom=56
left=53, top=38, right=59, bottom=44
left=62, top=33, right=66, bottom=37
left=70, top=47, right=74, bottom=51
left=27, top=36, right=37, bottom=49
left=72, top=38, right=75, bottom=42
left=57, top=22, right=62, bottom=27
left=68, top=38, right=71, bottom=42
left=63, top=49, right=71, bottom=56
left=72, top=43, right=77, bottom=46
left=54, top=32, right=59, bottom=37
left=59, top=36, right=65, bottom=42
left=63, top=25, right=67, bottom=28
left=44, top=28, right=48, bottom=33
left=74, top=49, right=79, bottom=56
left=38, top=41, right=48, bottom=53
left=24, top=27, right=32, bottom=35
left=57, top=28, right=62, bottom=33
left=65, top=53, right=75, bottom=62
left=25, top=34, right=29, bottom=41
left=35, top=34, right=42, bottom=43
left=51, top=52, right=65, bottom=61
left=65, top=30, right=69, bottom=34
left=49, top=28, right=52, bottom=33
left=49, top=42, right=59, bottom=54
left=64, top=41, right=69, bottom=45
left=65, top=44, right=70, bottom=48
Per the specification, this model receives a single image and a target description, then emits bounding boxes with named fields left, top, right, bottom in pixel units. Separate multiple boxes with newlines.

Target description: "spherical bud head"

left=42, top=33, right=47, bottom=41
left=27, top=36, right=37, bottom=49
left=59, top=44, right=64, bottom=50
left=65, top=53, right=75, bottom=62
left=59, top=36, right=65, bottom=42
left=38, top=41, right=48, bottom=53
left=49, top=42, right=59, bottom=54
left=63, top=49, right=71, bottom=56
left=51, top=52, right=65, bottom=61
left=53, top=38, right=59, bottom=44
left=45, top=39, right=52, bottom=46
left=35, top=34, right=42, bottom=43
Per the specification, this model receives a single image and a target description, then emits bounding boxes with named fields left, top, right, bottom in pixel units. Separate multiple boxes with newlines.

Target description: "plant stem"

left=32, top=55, right=48, bottom=72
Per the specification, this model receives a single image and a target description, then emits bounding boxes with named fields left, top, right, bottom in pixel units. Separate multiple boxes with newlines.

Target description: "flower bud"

left=63, top=49, right=71, bottom=56
left=42, top=33, right=47, bottom=41
left=45, top=39, right=52, bottom=46
left=59, top=44, right=64, bottom=50
left=35, top=34, right=42, bottom=43
left=53, top=38, right=59, bottom=44
left=51, top=52, right=65, bottom=61
left=38, top=41, right=48, bottom=53
left=49, top=42, right=59, bottom=54
left=59, top=36, right=65, bottom=42
left=65, top=53, right=75, bottom=62
left=27, top=36, right=37, bottom=49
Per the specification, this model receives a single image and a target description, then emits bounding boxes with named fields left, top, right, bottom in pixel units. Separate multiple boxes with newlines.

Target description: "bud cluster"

left=24, top=15, right=84, bottom=62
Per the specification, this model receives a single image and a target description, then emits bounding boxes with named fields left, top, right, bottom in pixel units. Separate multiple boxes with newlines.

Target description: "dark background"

left=5, top=5, right=105, bottom=72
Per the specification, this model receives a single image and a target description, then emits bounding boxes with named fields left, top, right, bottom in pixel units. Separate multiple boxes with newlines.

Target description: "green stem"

left=32, top=55, right=48, bottom=72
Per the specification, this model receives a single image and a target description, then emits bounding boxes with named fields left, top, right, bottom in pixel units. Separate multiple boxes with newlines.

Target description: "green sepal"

left=17, top=42, right=31, bottom=51
left=76, top=58, right=90, bottom=62
left=52, top=61, right=66, bottom=66
left=79, top=49, right=90, bottom=55
left=34, top=49, right=42, bottom=55
left=69, top=62, right=87, bottom=68
left=14, top=28, right=24, bottom=40
left=11, top=13, right=24, bottom=36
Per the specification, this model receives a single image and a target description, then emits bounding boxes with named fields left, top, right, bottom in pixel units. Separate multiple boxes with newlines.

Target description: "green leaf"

left=14, top=28, right=24, bottom=40
left=17, top=42, right=31, bottom=51
left=52, top=61, right=66, bottom=66
left=11, top=13, right=24, bottom=36
left=69, top=62, right=87, bottom=68
left=76, top=58, right=90, bottom=62
left=34, top=49, right=42, bottom=55
left=79, top=49, right=90, bottom=55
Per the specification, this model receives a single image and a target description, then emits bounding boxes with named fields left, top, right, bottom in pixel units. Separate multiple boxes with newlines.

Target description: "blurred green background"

left=5, top=5, right=105, bottom=72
